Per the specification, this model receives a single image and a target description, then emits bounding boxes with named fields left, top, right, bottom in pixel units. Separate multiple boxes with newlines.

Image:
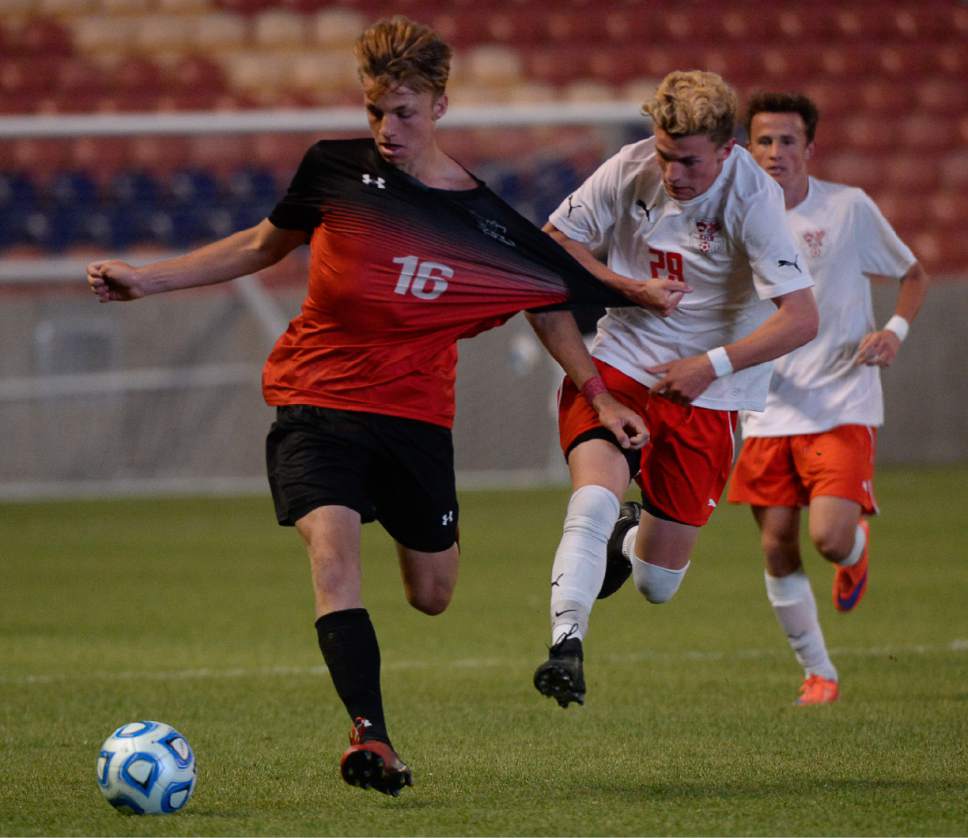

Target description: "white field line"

left=3, top=639, right=967, bottom=687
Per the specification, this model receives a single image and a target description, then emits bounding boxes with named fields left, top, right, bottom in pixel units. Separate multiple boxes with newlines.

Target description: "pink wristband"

left=580, top=375, right=608, bottom=403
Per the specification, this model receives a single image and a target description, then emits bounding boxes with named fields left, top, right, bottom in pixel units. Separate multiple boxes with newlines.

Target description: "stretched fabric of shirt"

left=264, top=139, right=629, bottom=428
left=740, top=177, right=916, bottom=437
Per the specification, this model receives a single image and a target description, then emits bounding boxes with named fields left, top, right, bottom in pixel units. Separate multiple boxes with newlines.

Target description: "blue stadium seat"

left=0, top=172, right=37, bottom=212
left=225, top=166, right=278, bottom=204
left=107, top=170, right=162, bottom=209
left=49, top=170, right=98, bottom=208
left=168, top=168, right=219, bottom=207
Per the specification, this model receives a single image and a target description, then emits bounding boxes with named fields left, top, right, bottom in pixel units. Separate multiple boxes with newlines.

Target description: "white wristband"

left=884, top=314, right=909, bottom=342
left=706, top=346, right=733, bottom=378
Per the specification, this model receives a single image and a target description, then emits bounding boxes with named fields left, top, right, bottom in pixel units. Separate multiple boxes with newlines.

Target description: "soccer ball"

left=96, top=720, right=196, bottom=815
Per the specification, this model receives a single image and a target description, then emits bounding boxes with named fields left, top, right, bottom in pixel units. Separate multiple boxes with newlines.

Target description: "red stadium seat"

left=874, top=46, right=933, bottom=79
left=909, top=230, right=968, bottom=276
left=0, top=56, right=59, bottom=94
left=523, top=45, right=590, bottom=87
left=841, top=114, right=894, bottom=153
left=603, top=8, right=654, bottom=44
left=818, top=152, right=883, bottom=193
left=916, top=79, right=968, bottom=116
left=857, top=79, right=913, bottom=115
left=10, top=16, right=74, bottom=56
left=658, top=9, right=718, bottom=43
left=482, top=9, right=550, bottom=45
left=798, top=80, right=854, bottom=120
left=757, top=46, right=822, bottom=85
left=898, top=112, right=960, bottom=152
left=882, top=153, right=941, bottom=193
left=940, top=151, right=968, bottom=189
left=111, top=57, right=166, bottom=97
left=933, top=44, right=967, bottom=77
left=817, top=45, right=875, bottom=79
left=765, top=7, right=838, bottom=40
left=831, top=6, right=893, bottom=40
left=889, top=6, right=952, bottom=40
left=586, top=46, right=649, bottom=86
left=868, top=189, right=923, bottom=232
left=168, top=54, right=229, bottom=96
left=927, top=191, right=965, bottom=232
left=214, top=0, right=275, bottom=13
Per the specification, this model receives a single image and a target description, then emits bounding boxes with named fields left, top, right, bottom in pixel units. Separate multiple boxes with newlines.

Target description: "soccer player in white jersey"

left=727, top=92, right=930, bottom=706
left=526, top=71, right=819, bottom=708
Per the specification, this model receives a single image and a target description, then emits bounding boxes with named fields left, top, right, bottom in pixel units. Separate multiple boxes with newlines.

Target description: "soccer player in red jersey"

left=86, top=17, right=682, bottom=795
left=728, top=92, right=930, bottom=705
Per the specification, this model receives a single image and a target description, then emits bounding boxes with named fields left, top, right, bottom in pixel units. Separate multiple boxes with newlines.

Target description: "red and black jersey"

left=263, top=138, right=627, bottom=428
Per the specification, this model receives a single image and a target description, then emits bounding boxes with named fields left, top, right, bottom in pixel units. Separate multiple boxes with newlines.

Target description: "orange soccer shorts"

left=728, top=424, right=878, bottom=513
left=558, top=360, right=737, bottom=527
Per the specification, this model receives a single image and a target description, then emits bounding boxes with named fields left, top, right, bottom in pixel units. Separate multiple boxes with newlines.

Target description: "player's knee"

left=632, top=559, right=689, bottom=604
left=405, top=579, right=454, bottom=615
left=760, top=531, right=798, bottom=565
left=561, top=484, right=621, bottom=539
left=811, top=527, right=852, bottom=563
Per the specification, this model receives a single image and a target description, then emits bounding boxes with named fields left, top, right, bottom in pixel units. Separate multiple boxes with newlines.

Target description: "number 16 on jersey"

left=393, top=256, right=453, bottom=301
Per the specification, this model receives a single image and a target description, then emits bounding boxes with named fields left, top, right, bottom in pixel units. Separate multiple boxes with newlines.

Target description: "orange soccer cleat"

left=795, top=674, right=840, bottom=706
left=339, top=717, right=413, bottom=796
left=833, top=519, right=869, bottom=612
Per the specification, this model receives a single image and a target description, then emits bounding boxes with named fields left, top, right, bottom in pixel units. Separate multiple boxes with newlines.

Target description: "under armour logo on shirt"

left=441, top=510, right=454, bottom=526
left=362, top=173, right=386, bottom=189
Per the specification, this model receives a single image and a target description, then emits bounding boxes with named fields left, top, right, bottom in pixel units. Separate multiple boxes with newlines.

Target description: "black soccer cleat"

left=599, top=501, right=640, bottom=599
left=340, top=717, right=413, bottom=797
left=533, top=636, right=586, bottom=708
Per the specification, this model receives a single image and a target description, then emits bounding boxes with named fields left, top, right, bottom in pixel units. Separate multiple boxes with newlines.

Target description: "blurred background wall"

left=1, top=0, right=965, bottom=498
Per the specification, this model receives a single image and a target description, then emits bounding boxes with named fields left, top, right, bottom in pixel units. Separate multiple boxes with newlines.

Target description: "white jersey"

left=740, top=177, right=915, bottom=437
left=549, top=138, right=813, bottom=411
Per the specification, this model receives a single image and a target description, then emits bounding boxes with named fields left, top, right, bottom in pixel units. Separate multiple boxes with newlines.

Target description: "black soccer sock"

left=315, top=608, right=390, bottom=745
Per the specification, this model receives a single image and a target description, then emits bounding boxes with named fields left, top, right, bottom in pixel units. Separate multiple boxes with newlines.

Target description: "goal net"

left=0, top=104, right=643, bottom=499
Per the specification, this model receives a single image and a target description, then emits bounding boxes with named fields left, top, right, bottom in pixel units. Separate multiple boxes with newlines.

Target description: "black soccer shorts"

left=265, top=405, right=459, bottom=553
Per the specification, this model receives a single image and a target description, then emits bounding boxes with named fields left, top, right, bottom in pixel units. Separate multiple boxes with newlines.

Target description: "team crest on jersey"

left=470, top=211, right=516, bottom=247
left=693, top=218, right=722, bottom=254
left=803, top=229, right=826, bottom=258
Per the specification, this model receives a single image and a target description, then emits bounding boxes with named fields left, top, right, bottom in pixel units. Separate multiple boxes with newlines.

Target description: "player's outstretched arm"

left=855, top=261, right=930, bottom=367
left=87, top=219, right=307, bottom=303
left=543, top=224, right=690, bottom=317
left=647, top=287, right=819, bottom=404
left=525, top=310, right=647, bottom=450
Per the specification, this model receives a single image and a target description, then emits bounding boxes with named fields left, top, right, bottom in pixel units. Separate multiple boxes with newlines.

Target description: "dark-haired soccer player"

left=728, top=91, right=929, bottom=705
left=86, top=16, right=690, bottom=796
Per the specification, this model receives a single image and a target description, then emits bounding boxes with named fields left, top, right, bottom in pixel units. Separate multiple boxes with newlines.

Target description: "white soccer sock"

left=621, top=524, right=638, bottom=561
left=549, top=485, right=620, bottom=644
left=837, top=524, right=867, bottom=568
left=632, top=558, right=689, bottom=603
left=764, top=570, right=837, bottom=682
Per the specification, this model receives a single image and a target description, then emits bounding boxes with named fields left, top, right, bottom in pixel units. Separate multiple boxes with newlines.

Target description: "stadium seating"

left=0, top=0, right=965, bottom=274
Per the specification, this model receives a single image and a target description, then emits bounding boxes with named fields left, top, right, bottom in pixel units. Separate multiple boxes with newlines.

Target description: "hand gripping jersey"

left=263, top=139, right=630, bottom=428
left=740, top=177, right=916, bottom=437
left=549, top=138, right=814, bottom=411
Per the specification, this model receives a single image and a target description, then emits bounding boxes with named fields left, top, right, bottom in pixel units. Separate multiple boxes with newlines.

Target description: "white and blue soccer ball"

left=96, top=720, right=196, bottom=815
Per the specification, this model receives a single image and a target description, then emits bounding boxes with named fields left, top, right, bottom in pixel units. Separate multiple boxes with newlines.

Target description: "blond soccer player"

left=528, top=71, right=819, bottom=708
left=728, top=92, right=930, bottom=705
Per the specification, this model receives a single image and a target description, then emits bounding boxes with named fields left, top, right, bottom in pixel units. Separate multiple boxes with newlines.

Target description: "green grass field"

left=2, top=465, right=967, bottom=836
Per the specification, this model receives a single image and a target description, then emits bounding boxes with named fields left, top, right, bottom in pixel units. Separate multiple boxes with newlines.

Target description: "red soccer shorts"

left=558, top=360, right=737, bottom=527
left=728, top=424, right=878, bottom=513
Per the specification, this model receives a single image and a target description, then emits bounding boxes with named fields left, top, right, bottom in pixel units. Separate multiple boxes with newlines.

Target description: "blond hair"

left=643, top=70, right=738, bottom=147
left=354, top=16, right=452, bottom=98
